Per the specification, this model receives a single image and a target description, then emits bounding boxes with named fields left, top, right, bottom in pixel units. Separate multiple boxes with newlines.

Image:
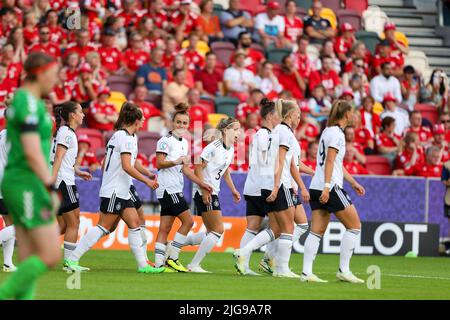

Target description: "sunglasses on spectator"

left=442, top=119, right=450, bottom=123
left=40, top=31, right=49, bottom=35
left=355, top=64, right=364, bottom=68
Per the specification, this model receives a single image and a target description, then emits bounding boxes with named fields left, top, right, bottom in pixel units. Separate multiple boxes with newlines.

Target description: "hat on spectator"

left=180, top=0, right=192, bottom=4
left=434, top=124, right=445, bottom=135
left=98, top=86, right=111, bottom=96
left=79, top=63, right=92, bottom=73
left=340, top=88, right=354, bottom=99
left=383, top=92, right=397, bottom=103
left=267, top=1, right=280, bottom=10
left=299, top=101, right=310, bottom=113
left=78, top=134, right=91, bottom=146
left=341, top=23, right=354, bottom=32
left=234, top=49, right=247, bottom=58
left=384, top=22, right=396, bottom=31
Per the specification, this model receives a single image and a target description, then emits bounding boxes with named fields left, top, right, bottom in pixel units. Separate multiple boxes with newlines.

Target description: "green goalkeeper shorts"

left=1, top=173, right=54, bottom=229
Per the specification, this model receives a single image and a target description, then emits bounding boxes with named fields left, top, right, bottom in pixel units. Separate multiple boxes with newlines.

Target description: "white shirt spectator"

left=381, top=107, right=410, bottom=136
left=370, top=75, right=402, bottom=103
left=254, top=13, right=285, bottom=38
left=223, top=66, right=255, bottom=93
left=254, top=76, right=282, bottom=95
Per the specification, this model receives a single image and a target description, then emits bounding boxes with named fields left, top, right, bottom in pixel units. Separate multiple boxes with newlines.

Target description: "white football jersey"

left=262, top=122, right=296, bottom=190
left=100, top=129, right=138, bottom=199
left=51, top=126, right=78, bottom=187
left=192, top=139, right=234, bottom=195
left=243, top=127, right=272, bottom=196
left=0, top=129, right=7, bottom=199
left=155, top=132, right=189, bottom=199
left=310, top=126, right=346, bottom=191
left=291, top=138, right=301, bottom=190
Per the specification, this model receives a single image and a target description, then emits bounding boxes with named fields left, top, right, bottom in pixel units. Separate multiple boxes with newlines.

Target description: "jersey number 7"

left=104, top=145, right=115, bottom=171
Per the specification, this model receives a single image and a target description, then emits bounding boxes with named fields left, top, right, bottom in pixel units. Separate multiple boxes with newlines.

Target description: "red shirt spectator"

left=72, top=76, right=100, bottom=103
left=230, top=48, right=265, bottom=75
left=416, top=163, right=443, bottom=178
left=278, top=56, right=305, bottom=100
left=79, top=151, right=100, bottom=167
left=395, top=147, right=425, bottom=176
left=23, top=27, right=39, bottom=46
left=48, top=25, right=68, bottom=44
left=51, top=82, right=71, bottom=102
left=236, top=102, right=259, bottom=123
left=2, top=62, right=22, bottom=92
left=64, top=42, right=97, bottom=61
left=28, top=42, right=61, bottom=59
left=189, top=104, right=209, bottom=131
left=309, top=69, right=341, bottom=95
left=50, top=0, right=67, bottom=11
left=194, top=65, right=222, bottom=97
left=123, top=48, right=150, bottom=72
left=376, top=132, right=402, bottom=149
left=284, top=15, right=303, bottom=43
left=146, top=10, right=169, bottom=30
left=344, top=160, right=369, bottom=175
left=131, top=99, right=161, bottom=131
left=136, top=153, right=150, bottom=167
left=179, top=48, right=205, bottom=71
left=292, top=52, right=314, bottom=79
left=303, top=158, right=317, bottom=170
left=404, top=126, right=432, bottom=144
left=354, top=127, right=374, bottom=150
left=83, top=0, right=106, bottom=21
left=98, top=45, right=123, bottom=73
left=171, top=9, right=200, bottom=37
left=88, top=100, right=117, bottom=131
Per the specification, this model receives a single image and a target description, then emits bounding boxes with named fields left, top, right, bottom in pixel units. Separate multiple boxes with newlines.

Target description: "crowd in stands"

left=0, top=0, right=449, bottom=177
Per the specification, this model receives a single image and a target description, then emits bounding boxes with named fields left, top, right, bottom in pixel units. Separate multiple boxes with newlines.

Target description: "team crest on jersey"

left=178, top=193, right=183, bottom=198
left=159, top=142, right=168, bottom=150
left=65, top=136, right=72, bottom=144
left=126, top=142, right=133, bottom=150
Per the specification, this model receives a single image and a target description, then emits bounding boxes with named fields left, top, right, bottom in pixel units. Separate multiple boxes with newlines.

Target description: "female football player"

left=0, top=128, right=16, bottom=272
left=0, top=52, right=61, bottom=300
left=301, top=100, right=365, bottom=283
left=188, top=117, right=241, bottom=273
left=51, top=101, right=92, bottom=269
left=66, top=102, right=164, bottom=274
left=154, top=103, right=212, bottom=272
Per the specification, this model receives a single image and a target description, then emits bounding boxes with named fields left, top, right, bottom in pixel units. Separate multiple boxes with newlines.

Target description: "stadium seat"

left=182, top=39, right=210, bottom=56
left=295, top=0, right=313, bottom=10
left=208, top=113, right=228, bottom=128
left=95, top=147, right=105, bottom=162
left=306, top=44, right=320, bottom=61
left=415, top=104, right=439, bottom=125
left=103, top=130, right=115, bottom=144
left=213, top=46, right=235, bottom=66
left=322, top=0, right=342, bottom=13
left=343, top=0, right=368, bottom=15
left=365, top=155, right=392, bottom=175
left=250, top=43, right=265, bottom=56
left=355, top=30, right=379, bottom=54
left=136, top=132, right=161, bottom=157
left=108, top=91, right=127, bottom=112
left=267, top=48, right=292, bottom=65
left=308, top=7, right=338, bottom=29
left=211, top=41, right=235, bottom=51
left=107, top=75, right=134, bottom=98
left=295, top=7, right=307, bottom=20
left=337, top=9, right=362, bottom=31
left=362, top=6, right=388, bottom=36
left=380, top=31, right=409, bottom=48
left=214, top=61, right=226, bottom=78
left=199, top=99, right=215, bottom=113
left=76, top=128, right=104, bottom=152
left=404, top=50, right=429, bottom=76
left=215, top=96, right=240, bottom=118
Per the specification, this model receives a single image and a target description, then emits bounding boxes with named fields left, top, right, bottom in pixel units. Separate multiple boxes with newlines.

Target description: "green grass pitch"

left=1, top=250, right=449, bottom=300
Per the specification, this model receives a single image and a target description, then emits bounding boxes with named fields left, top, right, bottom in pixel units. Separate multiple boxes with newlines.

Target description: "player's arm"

left=343, top=166, right=365, bottom=196
left=194, top=160, right=211, bottom=205
left=155, top=152, right=185, bottom=169
left=135, top=159, right=156, bottom=179
left=266, top=146, right=288, bottom=202
left=320, top=147, right=337, bottom=204
left=290, top=160, right=310, bottom=203
left=51, top=143, right=67, bottom=183
left=299, top=161, right=315, bottom=176
left=22, top=133, right=53, bottom=186
left=121, top=153, right=158, bottom=190
left=182, top=164, right=212, bottom=192
left=223, top=168, right=240, bottom=203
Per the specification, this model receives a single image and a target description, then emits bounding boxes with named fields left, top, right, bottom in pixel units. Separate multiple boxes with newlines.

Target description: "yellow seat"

left=308, top=8, right=337, bottom=29
left=208, top=113, right=227, bottom=128
left=108, top=91, right=127, bottom=112
left=373, top=101, right=384, bottom=115
left=181, top=40, right=210, bottom=57
left=380, top=31, right=409, bottom=48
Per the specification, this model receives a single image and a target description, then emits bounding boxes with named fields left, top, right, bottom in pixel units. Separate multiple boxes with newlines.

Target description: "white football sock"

left=0, top=225, right=15, bottom=267
left=63, top=241, right=77, bottom=260
left=241, top=229, right=275, bottom=256
left=70, top=225, right=109, bottom=262
left=154, top=242, right=166, bottom=268
left=140, top=224, right=148, bottom=261
left=129, top=227, right=147, bottom=269
left=184, top=231, right=206, bottom=246
left=339, top=229, right=360, bottom=273
left=264, top=239, right=278, bottom=261
left=169, top=232, right=187, bottom=260
left=0, top=225, right=14, bottom=242
left=302, top=231, right=322, bottom=276
left=240, top=228, right=257, bottom=248
left=293, top=223, right=309, bottom=243
left=189, top=232, right=221, bottom=267
left=275, top=233, right=293, bottom=273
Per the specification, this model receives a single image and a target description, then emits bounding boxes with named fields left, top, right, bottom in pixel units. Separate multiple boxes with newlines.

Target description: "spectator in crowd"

left=372, top=39, right=403, bottom=77
left=171, top=0, right=201, bottom=43
left=295, top=102, right=319, bottom=152
left=393, top=132, right=425, bottom=176
left=432, top=124, right=450, bottom=162
left=309, top=55, right=341, bottom=99
left=223, top=49, right=256, bottom=102
left=235, top=88, right=263, bottom=125
left=198, top=0, right=224, bottom=42
left=162, top=35, right=179, bottom=68
left=360, top=96, right=381, bottom=138
left=219, top=0, right=253, bottom=44
left=85, top=51, right=108, bottom=87
left=342, top=56, right=369, bottom=90
left=353, top=110, right=375, bottom=154
left=187, top=88, right=210, bottom=131
left=77, top=134, right=101, bottom=173
left=344, top=41, right=371, bottom=78
left=167, top=54, right=195, bottom=88
left=376, top=116, right=401, bottom=163
left=283, top=0, right=303, bottom=47
left=254, top=61, right=282, bottom=98
left=416, top=146, right=443, bottom=178
left=147, top=0, right=170, bottom=31
left=439, top=112, right=450, bottom=141
left=49, top=68, right=71, bottom=106
left=291, top=35, right=314, bottom=85
left=304, top=0, right=335, bottom=46
left=44, top=9, right=68, bottom=48
left=62, top=51, right=80, bottom=86
left=28, top=24, right=60, bottom=60
left=83, top=0, right=106, bottom=22
left=278, top=54, right=306, bottom=100
left=404, top=111, right=433, bottom=146
left=136, top=47, right=167, bottom=99
left=254, top=0, right=286, bottom=48
left=401, top=65, right=421, bottom=111
left=370, top=62, right=402, bottom=103
left=339, top=88, right=355, bottom=107
left=316, top=39, right=341, bottom=73
left=303, top=141, right=318, bottom=170
left=244, top=112, right=260, bottom=131
left=162, top=68, right=189, bottom=115
left=123, top=32, right=151, bottom=74
left=344, top=126, right=366, bottom=165
left=114, top=0, right=144, bottom=30
left=72, top=62, right=100, bottom=109
left=233, top=31, right=265, bottom=75
left=383, top=22, right=409, bottom=56
left=130, top=85, right=162, bottom=132
left=194, top=51, right=223, bottom=99
left=381, top=92, right=410, bottom=136
left=22, top=11, right=38, bottom=46
left=98, top=28, right=124, bottom=75
left=348, top=74, right=367, bottom=107
left=64, top=28, right=97, bottom=62
left=88, top=86, right=118, bottom=131
left=6, top=26, right=26, bottom=63
left=335, top=23, right=356, bottom=63
left=0, top=63, right=11, bottom=106
left=422, top=69, right=449, bottom=111
left=0, top=44, right=22, bottom=92
left=178, top=32, right=205, bottom=71
left=344, top=145, right=369, bottom=175
left=0, top=8, right=18, bottom=45
left=308, top=84, right=331, bottom=125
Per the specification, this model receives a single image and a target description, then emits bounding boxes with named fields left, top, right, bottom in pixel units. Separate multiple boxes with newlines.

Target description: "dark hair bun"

left=174, top=103, right=189, bottom=113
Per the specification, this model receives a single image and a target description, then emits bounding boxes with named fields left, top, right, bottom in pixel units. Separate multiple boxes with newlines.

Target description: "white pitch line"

left=315, top=272, right=450, bottom=281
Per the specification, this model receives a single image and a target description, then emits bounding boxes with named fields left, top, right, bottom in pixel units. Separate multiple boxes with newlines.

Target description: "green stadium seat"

left=266, top=48, right=292, bottom=65
left=356, top=30, right=380, bottom=54
left=215, top=96, right=240, bottom=118
left=295, top=0, right=313, bottom=10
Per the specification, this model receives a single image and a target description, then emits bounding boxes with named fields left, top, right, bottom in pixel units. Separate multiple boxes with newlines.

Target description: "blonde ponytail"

left=276, top=99, right=298, bottom=120
left=327, top=100, right=352, bottom=127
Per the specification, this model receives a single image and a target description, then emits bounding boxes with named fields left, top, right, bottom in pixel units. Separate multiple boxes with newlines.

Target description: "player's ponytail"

left=54, top=105, right=62, bottom=137
left=276, top=99, right=298, bottom=120
left=54, top=101, right=79, bottom=136
left=260, top=98, right=276, bottom=119
left=172, top=102, right=190, bottom=121
left=327, top=100, right=353, bottom=127
left=114, top=101, right=143, bottom=130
